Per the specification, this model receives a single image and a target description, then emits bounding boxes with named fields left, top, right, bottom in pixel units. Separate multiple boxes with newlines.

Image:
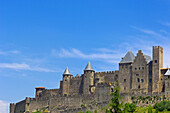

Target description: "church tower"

left=62, top=67, right=72, bottom=96
left=152, top=46, right=163, bottom=93
left=83, top=61, right=95, bottom=95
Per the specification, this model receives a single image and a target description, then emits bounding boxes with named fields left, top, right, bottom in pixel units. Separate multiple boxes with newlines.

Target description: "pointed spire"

left=120, top=51, right=135, bottom=64
left=165, top=69, right=170, bottom=76
left=84, top=61, right=94, bottom=71
left=63, top=67, right=71, bottom=75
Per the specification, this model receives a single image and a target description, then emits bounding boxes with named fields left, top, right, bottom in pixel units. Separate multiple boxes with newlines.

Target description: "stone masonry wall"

left=14, top=99, right=26, bottom=113
left=131, top=50, right=148, bottom=94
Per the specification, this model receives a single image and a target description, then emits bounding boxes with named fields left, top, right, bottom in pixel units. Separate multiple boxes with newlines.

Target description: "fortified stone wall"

left=95, top=83, right=111, bottom=102
left=28, top=98, right=49, bottom=112
left=69, top=76, right=82, bottom=96
left=49, top=95, right=83, bottom=110
left=14, top=99, right=26, bottom=113
left=40, top=89, right=61, bottom=98
left=95, top=71, right=118, bottom=85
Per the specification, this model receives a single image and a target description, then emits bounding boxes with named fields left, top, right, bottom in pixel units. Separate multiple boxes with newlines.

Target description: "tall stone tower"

left=118, top=51, right=135, bottom=93
left=62, top=67, right=72, bottom=95
left=152, top=46, right=163, bottom=93
left=83, top=61, right=95, bottom=95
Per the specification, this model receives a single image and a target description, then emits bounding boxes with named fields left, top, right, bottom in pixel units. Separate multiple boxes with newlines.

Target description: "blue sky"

left=1, top=0, right=170, bottom=112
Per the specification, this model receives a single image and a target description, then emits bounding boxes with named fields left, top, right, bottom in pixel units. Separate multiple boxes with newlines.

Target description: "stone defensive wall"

left=13, top=99, right=26, bottom=113
left=26, top=95, right=95, bottom=112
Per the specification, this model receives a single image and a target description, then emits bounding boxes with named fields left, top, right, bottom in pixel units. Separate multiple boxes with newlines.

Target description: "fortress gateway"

left=10, top=46, right=170, bottom=113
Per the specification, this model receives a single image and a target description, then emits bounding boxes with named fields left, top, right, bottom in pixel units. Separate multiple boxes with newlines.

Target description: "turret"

left=62, top=67, right=72, bottom=96
left=83, top=61, right=95, bottom=95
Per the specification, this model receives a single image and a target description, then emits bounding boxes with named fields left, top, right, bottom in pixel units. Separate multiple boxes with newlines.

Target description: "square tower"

left=152, top=46, right=163, bottom=93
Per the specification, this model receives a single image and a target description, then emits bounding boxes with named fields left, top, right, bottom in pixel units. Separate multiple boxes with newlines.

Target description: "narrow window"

left=124, top=79, right=126, bottom=83
left=141, top=79, right=144, bottom=83
left=149, top=79, right=152, bottom=83
left=155, top=60, right=157, bottom=63
left=142, top=67, right=144, bottom=70
left=137, top=78, right=140, bottom=82
left=124, top=87, right=126, bottom=90
left=135, top=68, right=137, bottom=70
left=139, top=67, right=140, bottom=70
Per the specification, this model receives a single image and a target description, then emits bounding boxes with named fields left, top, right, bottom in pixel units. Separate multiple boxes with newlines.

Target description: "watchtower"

left=62, top=67, right=72, bottom=96
left=83, top=61, right=95, bottom=95
left=152, top=46, right=163, bottom=93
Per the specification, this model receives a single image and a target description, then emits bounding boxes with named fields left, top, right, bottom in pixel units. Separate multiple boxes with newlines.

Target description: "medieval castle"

left=10, top=46, right=170, bottom=113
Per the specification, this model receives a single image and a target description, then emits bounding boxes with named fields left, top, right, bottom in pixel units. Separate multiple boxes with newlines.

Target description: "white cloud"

left=161, top=22, right=170, bottom=27
left=0, top=51, right=7, bottom=55
left=93, top=48, right=118, bottom=53
left=131, top=26, right=168, bottom=40
left=10, top=50, right=20, bottom=54
left=0, top=63, right=56, bottom=72
left=0, top=50, right=20, bottom=55
left=0, top=100, right=8, bottom=113
left=52, top=48, right=125, bottom=64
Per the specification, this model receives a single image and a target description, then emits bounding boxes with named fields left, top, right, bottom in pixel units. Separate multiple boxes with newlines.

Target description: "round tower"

left=83, top=61, right=95, bottom=95
left=62, top=67, right=72, bottom=96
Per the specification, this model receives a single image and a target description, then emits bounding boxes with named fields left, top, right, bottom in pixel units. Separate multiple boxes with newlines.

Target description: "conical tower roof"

left=84, top=61, right=94, bottom=71
left=63, top=67, right=72, bottom=75
left=165, top=69, right=170, bottom=76
left=120, top=51, right=135, bottom=64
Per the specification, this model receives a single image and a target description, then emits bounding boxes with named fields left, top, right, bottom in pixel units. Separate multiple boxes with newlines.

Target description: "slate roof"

left=144, top=55, right=152, bottom=63
left=63, top=67, right=72, bottom=75
left=165, top=69, right=170, bottom=76
left=84, top=61, right=94, bottom=71
left=120, top=51, right=135, bottom=64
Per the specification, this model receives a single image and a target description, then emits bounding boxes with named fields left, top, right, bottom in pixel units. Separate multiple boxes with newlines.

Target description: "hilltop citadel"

left=10, top=46, right=170, bottom=113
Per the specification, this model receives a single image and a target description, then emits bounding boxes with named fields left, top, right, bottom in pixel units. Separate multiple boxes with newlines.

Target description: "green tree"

left=105, top=87, right=123, bottom=113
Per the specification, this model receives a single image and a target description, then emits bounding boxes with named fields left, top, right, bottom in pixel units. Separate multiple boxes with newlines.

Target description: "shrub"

left=85, top=110, right=92, bottom=113
left=123, top=103, right=136, bottom=113
left=153, top=100, right=170, bottom=112
left=81, top=104, right=86, bottom=108
left=148, top=105, right=153, bottom=113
